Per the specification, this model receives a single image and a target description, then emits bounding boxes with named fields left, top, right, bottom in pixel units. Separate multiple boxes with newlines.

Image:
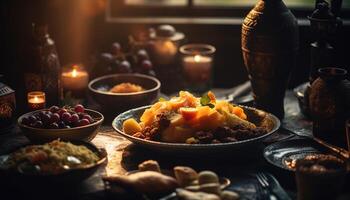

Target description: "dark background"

left=1, top=0, right=349, bottom=109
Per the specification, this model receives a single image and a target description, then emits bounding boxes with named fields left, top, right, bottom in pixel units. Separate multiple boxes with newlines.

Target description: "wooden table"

left=0, top=91, right=348, bottom=200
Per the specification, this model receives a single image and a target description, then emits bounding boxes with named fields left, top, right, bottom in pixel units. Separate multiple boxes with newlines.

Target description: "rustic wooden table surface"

left=0, top=91, right=348, bottom=200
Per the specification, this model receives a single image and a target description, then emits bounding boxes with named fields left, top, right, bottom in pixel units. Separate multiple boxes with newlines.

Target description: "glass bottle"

left=24, top=23, right=61, bottom=106
left=0, top=75, right=16, bottom=132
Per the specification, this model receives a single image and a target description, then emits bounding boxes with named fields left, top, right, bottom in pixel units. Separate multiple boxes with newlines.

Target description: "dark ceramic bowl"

left=0, top=140, right=107, bottom=184
left=18, top=109, right=104, bottom=143
left=112, top=105, right=280, bottom=155
left=88, top=74, right=161, bottom=112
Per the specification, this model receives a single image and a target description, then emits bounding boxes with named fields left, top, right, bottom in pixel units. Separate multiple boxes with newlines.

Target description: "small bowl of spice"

left=295, top=155, right=347, bottom=200
left=89, top=73, right=161, bottom=112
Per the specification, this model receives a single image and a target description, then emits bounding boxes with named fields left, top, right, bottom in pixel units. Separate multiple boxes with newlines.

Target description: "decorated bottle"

left=241, top=0, right=299, bottom=119
left=24, top=23, right=61, bottom=106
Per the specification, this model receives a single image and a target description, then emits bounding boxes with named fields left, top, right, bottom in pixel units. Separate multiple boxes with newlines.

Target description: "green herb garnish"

left=200, top=94, right=215, bottom=108
left=158, top=97, right=166, bottom=102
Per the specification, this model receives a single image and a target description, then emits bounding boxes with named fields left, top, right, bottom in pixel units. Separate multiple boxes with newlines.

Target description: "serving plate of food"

left=0, top=140, right=107, bottom=184
left=112, top=91, right=280, bottom=154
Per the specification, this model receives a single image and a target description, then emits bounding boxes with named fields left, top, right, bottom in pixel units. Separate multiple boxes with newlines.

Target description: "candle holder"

left=61, top=64, right=89, bottom=105
left=27, top=91, right=46, bottom=111
left=149, top=25, right=186, bottom=94
left=150, top=25, right=185, bottom=66
left=180, top=43, right=216, bottom=94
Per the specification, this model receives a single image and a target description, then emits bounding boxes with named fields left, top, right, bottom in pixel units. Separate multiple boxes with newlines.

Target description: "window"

left=196, top=0, right=313, bottom=7
left=124, top=0, right=317, bottom=7
left=107, top=0, right=350, bottom=24
left=124, top=0, right=349, bottom=8
left=125, top=0, right=187, bottom=6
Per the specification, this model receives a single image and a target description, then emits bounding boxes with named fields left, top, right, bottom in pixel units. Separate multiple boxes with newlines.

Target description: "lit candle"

left=61, top=66, right=89, bottom=91
left=180, top=43, right=215, bottom=93
left=28, top=91, right=46, bottom=110
left=183, top=54, right=212, bottom=83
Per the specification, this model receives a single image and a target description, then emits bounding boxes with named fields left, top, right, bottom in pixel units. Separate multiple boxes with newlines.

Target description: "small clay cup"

left=295, top=156, right=346, bottom=200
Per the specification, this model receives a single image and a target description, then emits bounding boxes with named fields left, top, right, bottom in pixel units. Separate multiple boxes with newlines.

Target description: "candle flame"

left=34, top=96, right=39, bottom=102
left=194, top=55, right=201, bottom=62
left=72, top=69, right=78, bottom=77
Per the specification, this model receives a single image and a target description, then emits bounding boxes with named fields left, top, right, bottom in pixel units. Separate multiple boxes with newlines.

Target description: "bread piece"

left=138, top=160, right=161, bottom=172
left=221, top=190, right=240, bottom=200
left=174, top=166, right=199, bottom=187
left=177, top=188, right=220, bottom=200
left=198, top=171, right=219, bottom=185
left=200, top=183, right=221, bottom=195
left=185, top=185, right=201, bottom=192
left=103, top=171, right=178, bottom=194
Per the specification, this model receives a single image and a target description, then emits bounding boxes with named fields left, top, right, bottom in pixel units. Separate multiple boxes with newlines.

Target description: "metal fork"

left=256, top=172, right=272, bottom=200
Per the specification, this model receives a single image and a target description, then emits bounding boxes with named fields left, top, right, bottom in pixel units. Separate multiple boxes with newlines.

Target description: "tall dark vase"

left=242, top=0, right=299, bottom=119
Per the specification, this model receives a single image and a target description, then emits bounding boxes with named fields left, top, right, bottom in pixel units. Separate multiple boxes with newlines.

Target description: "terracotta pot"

left=309, top=67, right=350, bottom=148
left=242, top=0, right=299, bottom=119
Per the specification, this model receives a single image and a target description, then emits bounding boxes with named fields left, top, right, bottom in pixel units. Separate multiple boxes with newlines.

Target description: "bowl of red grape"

left=18, top=104, right=104, bottom=143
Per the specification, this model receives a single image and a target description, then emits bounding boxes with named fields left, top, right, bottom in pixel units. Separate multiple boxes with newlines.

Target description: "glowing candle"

left=61, top=66, right=89, bottom=91
left=27, top=91, right=46, bottom=110
left=183, top=54, right=212, bottom=83
left=180, top=44, right=216, bottom=93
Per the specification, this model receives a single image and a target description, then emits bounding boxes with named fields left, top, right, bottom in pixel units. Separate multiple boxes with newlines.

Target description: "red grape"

left=41, top=114, right=51, bottom=125
left=58, top=109, right=67, bottom=117
left=51, top=113, right=60, bottom=123
left=49, top=106, right=60, bottom=113
left=77, top=119, right=90, bottom=126
left=32, top=121, right=43, bottom=128
left=74, top=104, right=85, bottom=113
left=49, top=122, right=59, bottom=129
left=111, top=42, right=121, bottom=55
left=117, top=61, right=132, bottom=73
left=83, top=115, right=94, bottom=123
left=137, top=49, right=149, bottom=61
left=100, top=53, right=113, bottom=63
left=77, top=112, right=87, bottom=119
left=141, top=60, right=153, bottom=70
left=61, top=112, right=72, bottom=123
left=38, top=111, right=46, bottom=118
left=34, top=113, right=41, bottom=120
left=58, top=121, right=66, bottom=129
left=22, top=117, right=30, bottom=125
left=70, top=114, right=80, bottom=125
